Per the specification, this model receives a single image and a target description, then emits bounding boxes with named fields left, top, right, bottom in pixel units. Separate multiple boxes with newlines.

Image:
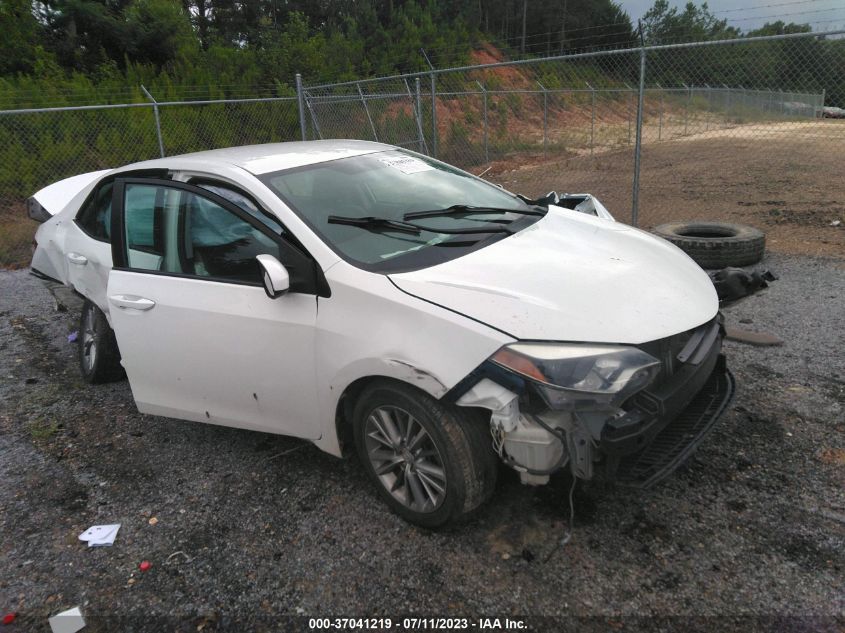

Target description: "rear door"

left=106, top=177, right=322, bottom=438
left=64, top=180, right=114, bottom=310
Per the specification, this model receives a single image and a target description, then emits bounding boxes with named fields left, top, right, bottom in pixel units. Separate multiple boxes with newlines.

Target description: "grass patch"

left=28, top=419, right=60, bottom=440
left=0, top=215, right=35, bottom=269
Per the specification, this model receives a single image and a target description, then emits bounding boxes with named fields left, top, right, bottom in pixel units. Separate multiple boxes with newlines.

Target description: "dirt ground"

left=487, top=120, right=845, bottom=259
left=1, top=251, right=844, bottom=631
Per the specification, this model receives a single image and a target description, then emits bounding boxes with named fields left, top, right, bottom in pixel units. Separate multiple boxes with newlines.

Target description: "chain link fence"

left=1, top=30, right=843, bottom=266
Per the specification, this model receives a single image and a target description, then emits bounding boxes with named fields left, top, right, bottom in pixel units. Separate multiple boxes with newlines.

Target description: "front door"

left=106, top=178, right=321, bottom=439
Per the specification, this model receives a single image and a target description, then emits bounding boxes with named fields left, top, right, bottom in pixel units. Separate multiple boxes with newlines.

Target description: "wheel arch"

left=333, top=374, right=431, bottom=458
left=331, top=373, right=493, bottom=459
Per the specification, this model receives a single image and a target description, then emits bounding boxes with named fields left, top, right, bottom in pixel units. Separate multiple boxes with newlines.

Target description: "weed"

left=29, top=419, right=60, bottom=440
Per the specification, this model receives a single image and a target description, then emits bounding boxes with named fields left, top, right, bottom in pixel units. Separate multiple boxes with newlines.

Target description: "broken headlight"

left=491, top=343, right=660, bottom=410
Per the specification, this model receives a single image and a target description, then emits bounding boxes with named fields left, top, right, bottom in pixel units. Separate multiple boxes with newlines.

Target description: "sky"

left=618, top=0, right=845, bottom=33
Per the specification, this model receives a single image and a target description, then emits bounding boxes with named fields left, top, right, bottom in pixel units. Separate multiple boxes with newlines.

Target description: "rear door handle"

left=108, top=295, right=156, bottom=311
left=67, top=252, right=88, bottom=265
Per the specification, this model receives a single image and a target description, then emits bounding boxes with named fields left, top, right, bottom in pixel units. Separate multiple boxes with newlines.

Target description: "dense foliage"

left=1, top=0, right=841, bottom=107
left=0, top=0, right=636, bottom=107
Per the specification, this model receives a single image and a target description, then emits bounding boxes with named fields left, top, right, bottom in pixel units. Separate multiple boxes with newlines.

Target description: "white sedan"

left=29, top=140, right=733, bottom=527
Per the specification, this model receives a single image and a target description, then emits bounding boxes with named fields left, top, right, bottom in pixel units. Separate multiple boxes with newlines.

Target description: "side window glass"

left=186, top=192, right=282, bottom=282
left=195, top=183, right=284, bottom=235
left=122, top=183, right=283, bottom=285
left=124, top=184, right=166, bottom=270
left=76, top=182, right=113, bottom=241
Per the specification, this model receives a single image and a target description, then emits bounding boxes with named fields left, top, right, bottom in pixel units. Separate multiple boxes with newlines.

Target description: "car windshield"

left=259, top=149, right=541, bottom=272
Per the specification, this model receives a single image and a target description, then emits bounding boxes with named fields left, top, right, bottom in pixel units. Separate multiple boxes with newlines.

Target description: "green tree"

left=124, top=0, right=196, bottom=68
left=0, top=0, right=43, bottom=74
left=641, top=0, right=738, bottom=45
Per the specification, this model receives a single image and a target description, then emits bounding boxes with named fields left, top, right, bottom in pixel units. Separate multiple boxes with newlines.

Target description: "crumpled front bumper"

left=601, top=318, right=735, bottom=488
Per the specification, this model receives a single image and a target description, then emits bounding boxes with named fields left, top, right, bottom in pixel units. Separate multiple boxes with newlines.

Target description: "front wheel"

left=352, top=380, right=498, bottom=528
left=79, top=299, right=125, bottom=384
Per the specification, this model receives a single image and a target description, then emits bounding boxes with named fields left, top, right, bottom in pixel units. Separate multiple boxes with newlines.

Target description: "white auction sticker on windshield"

left=378, top=155, right=433, bottom=174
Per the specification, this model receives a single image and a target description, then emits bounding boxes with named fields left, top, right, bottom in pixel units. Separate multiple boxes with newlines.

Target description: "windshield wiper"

left=403, top=204, right=546, bottom=221
left=328, top=214, right=513, bottom=235
left=328, top=215, right=421, bottom=235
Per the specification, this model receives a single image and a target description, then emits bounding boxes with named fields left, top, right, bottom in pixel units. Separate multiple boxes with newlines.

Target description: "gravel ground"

left=1, top=253, right=843, bottom=632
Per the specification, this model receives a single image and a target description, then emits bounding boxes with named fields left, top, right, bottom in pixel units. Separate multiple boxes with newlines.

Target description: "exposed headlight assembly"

left=491, top=343, right=660, bottom=410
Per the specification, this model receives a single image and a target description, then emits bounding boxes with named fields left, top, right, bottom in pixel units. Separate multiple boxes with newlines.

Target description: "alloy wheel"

left=363, top=405, right=447, bottom=513
left=82, top=304, right=98, bottom=373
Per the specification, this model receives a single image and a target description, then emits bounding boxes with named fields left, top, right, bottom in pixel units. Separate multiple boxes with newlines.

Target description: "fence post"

left=537, top=80, right=548, bottom=154
left=586, top=82, right=595, bottom=156
left=295, top=73, right=307, bottom=141
left=723, top=83, right=732, bottom=121
left=430, top=73, right=438, bottom=158
left=413, top=78, right=428, bottom=154
left=357, top=82, right=378, bottom=142
left=476, top=80, right=489, bottom=163
left=682, top=82, right=690, bottom=136
left=141, top=85, right=165, bottom=158
left=631, top=45, right=646, bottom=227
left=657, top=83, right=663, bottom=141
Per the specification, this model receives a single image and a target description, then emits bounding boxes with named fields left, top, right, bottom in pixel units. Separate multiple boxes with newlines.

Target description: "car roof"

left=120, top=140, right=395, bottom=176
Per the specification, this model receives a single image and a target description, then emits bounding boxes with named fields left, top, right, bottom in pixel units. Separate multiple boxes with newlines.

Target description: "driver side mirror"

left=256, top=254, right=290, bottom=299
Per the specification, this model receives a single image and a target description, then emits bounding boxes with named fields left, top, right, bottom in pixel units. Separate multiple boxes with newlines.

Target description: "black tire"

left=79, top=299, right=125, bottom=384
left=652, top=221, right=765, bottom=269
left=352, top=380, right=498, bottom=529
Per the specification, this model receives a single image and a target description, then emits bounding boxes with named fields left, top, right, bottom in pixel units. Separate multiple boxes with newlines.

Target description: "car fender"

left=312, top=264, right=514, bottom=457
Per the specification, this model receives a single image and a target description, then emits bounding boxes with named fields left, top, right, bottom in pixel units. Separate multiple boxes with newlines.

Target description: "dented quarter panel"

left=31, top=214, right=70, bottom=284
left=31, top=169, right=114, bottom=295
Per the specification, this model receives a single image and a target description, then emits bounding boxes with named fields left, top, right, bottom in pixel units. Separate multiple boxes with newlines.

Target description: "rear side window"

left=76, top=182, right=113, bottom=241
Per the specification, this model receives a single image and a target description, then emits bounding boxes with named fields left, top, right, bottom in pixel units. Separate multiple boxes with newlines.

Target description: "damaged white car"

left=29, top=140, right=733, bottom=527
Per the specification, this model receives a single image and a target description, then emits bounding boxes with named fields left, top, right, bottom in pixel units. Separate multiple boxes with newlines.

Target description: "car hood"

left=388, top=209, right=718, bottom=344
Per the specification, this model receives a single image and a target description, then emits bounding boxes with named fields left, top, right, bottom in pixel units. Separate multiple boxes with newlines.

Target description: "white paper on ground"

left=78, top=524, right=120, bottom=547
left=49, top=606, right=86, bottom=633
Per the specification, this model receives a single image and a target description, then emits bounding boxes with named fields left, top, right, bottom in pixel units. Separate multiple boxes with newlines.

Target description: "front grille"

left=636, top=316, right=718, bottom=385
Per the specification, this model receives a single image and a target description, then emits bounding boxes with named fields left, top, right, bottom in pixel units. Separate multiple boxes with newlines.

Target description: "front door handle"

left=109, top=295, right=156, bottom=311
left=67, top=252, right=88, bottom=266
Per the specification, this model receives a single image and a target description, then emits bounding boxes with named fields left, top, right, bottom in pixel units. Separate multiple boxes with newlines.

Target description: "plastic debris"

left=49, top=606, right=85, bottom=633
left=2, top=613, right=16, bottom=625
left=724, top=327, right=783, bottom=347
left=165, top=550, right=194, bottom=564
left=708, top=267, right=777, bottom=304
left=147, top=517, right=158, bottom=526
left=831, top=220, right=841, bottom=227
left=78, top=524, right=120, bottom=547
left=139, top=561, right=152, bottom=572
left=67, top=331, right=78, bottom=343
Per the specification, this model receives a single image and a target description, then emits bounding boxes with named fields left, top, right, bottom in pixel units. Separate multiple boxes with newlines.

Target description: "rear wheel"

left=79, top=299, right=125, bottom=384
left=352, top=380, right=498, bottom=528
